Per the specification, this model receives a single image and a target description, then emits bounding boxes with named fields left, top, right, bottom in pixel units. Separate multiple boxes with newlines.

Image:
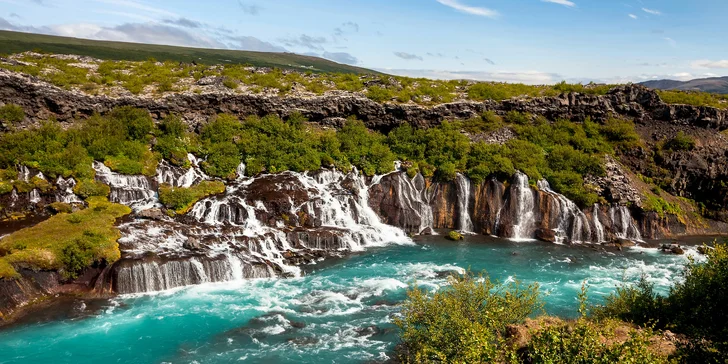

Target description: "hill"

left=641, top=76, right=728, bottom=94
left=0, top=30, right=377, bottom=74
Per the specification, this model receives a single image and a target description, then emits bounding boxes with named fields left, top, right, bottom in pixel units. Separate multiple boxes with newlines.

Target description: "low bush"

left=664, top=131, right=696, bottom=151
left=73, top=179, right=110, bottom=199
left=395, top=272, right=541, bottom=363
left=0, top=104, right=24, bottom=124
left=159, top=181, right=226, bottom=214
left=0, top=197, right=130, bottom=279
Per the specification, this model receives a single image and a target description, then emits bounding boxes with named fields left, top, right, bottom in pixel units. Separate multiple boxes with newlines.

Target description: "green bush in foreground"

left=596, top=243, right=728, bottom=362
left=395, top=273, right=541, bottom=363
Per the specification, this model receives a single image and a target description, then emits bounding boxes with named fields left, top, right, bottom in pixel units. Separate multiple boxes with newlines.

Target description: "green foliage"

left=0, top=197, right=129, bottom=279
left=395, top=272, right=542, bottom=363
left=642, top=194, right=682, bottom=218
left=159, top=181, right=226, bottom=214
left=447, top=230, right=464, bottom=241
left=73, top=179, right=110, bottom=199
left=504, top=111, right=530, bottom=125
left=0, top=103, right=24, bottom=124
left=366, top=86, right=393, bottom=102
left=222, top=77, right=239, bottom=89
left=658, top=90, right=728, bottom=109
left=338, top=118, right=396, bottom=176
left=597, top=243, right=728, bottom=362
left=600, top=118, right=641, bottom=148
left=526, top=318, right=665, bottom=363
left=664, top=131, right=696, bottom=151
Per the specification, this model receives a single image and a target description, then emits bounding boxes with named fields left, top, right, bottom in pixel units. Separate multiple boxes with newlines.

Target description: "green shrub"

left=504, top=111, right=530, bottom=125
left=664, top=131, right=696, bottom=151
left=446, top=230, right=464, bottom=241
left=222, top=78, right=239, bottom=89
left=366, top=86, right=393, bottom=102
left=0, top=104, right=24, bottom=123
left=73, top=179, right=110, bottom=199
left=159, top=181, right=226, bottom=214
left=600, top=118, right=640, bottom=148
left=395, top=272, right=541, bottom=363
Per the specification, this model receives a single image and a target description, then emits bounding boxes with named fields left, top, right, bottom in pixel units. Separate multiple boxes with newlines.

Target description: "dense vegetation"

left=0, top=105, right=642, bottom=208
left=395, top=273, right=670, bottom=363
left=595, top=243, right=728, bottom=362
left=658, top=90, right=728, bottom=109
left=0, top=197, right=130, bottom=279
left=159, top=181, right=226, bottom=214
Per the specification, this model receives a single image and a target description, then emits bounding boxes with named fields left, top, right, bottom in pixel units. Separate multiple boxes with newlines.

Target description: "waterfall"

left=156, top=154, right=209, bottom=188
left=510, top=172, right=536, bottom=240
left=608, top=205, right=642, bottom=241
left=592, top=204, right=606, bottom=243
left=18, top=166, right=30, bottom=182
left=455, top=173, right=474, bottom=233
left=114, top=255, right=277, bottom=294
left=115, top=168, right=411, bottom=294
left=236, top=162, right=247, bottom=180
left=537, top=180, right=592, bottom=244
left=55, top=177, right=83, bottom=204
left=94, top=161, right=157, bottom=211
left=9, top=189, right=18, bottom=208
left=390, top=172, right=435, bottom=234
left=29, top=189, right=41, bottom=204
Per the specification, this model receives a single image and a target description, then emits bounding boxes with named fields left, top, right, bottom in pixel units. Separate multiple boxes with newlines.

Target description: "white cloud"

left=691, top=60, right=728, bottom=69
left=628, top=14, right=637, bottom=19
left=664, top=37, right=677, bottom=48
left=378, top=68, right=561, bottom=85
left=93, top=0, right=177, bottom=18
left=642, top=7, right=661, bottom=15
left=394, top=52, right=423, bottom=61
left=542, top=0, right=575, bottom=7
left=435, top=0, right=499, bottom=18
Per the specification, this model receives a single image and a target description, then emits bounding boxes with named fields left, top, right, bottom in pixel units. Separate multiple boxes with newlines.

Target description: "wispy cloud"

left=162, top=17, right=202, bottom=29
left=323, top=51, right=359, bottom=65
left=394, top=52, right=423, bottom=61
left=238, top=1, right=261, bottom=15
left=279, top=34, right=327, bottom=50
left=542, top=0, right=576, bottom=8
left=664, top=37, right=677, bottom=48
left=94, top=0, right=177, bottom=17
left=435, top=0, right=499, bottom=18
left=642, top=7, right=661, bottom=15
left=628, top=14, right=637, bottom=19
left=378, top=68, right=561, bottom=85
left=333, top=21, right=359, bottom=37
left=691, top=60, right=728, bottom=69
left=483, top=58, right=495, bottom=65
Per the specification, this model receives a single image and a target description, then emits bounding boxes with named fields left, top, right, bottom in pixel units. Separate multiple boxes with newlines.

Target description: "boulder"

left=183, top=238, right=202, bottom=251
left=447, top=231, right=464, bottom=241
left=535, top=228, right=556, bottom=243
left=136, top=208, right=166, bottom=221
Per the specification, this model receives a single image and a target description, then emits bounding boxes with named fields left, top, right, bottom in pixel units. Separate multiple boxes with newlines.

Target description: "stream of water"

left=0, top=237, right=703, bottom=364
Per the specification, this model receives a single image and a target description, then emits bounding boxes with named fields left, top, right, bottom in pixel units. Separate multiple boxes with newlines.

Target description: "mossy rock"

left=447, top=230, right=464, bottom=241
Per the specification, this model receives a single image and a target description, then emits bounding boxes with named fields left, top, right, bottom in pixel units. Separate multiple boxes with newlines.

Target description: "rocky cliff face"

left=2, top=69, right=727, bottom=133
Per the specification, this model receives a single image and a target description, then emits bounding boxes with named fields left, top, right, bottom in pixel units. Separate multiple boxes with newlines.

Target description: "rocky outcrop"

left=2, top=69, right=727, bottom=133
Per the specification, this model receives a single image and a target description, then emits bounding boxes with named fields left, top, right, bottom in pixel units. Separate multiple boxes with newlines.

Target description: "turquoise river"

left=0, top=237, right=708, bottom=363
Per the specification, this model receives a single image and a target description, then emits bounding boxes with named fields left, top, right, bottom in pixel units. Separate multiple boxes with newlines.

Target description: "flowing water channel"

left=0, top=237, right=704, bottom=364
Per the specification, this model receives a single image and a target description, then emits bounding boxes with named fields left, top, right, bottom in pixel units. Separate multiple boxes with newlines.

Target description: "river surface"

left=0, top=237, right=708, bottom=364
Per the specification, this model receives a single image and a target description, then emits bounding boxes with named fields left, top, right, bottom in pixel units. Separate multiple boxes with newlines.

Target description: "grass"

left=658, top=90, right=728, bottom=109
left=159, top=181, right=226, bottom=214
left=0, top=197, right=131, bottom=279
left=0, top=30, right=376, bottom=75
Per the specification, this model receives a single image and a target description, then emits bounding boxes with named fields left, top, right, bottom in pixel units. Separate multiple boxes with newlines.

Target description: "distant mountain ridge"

left=640, top=76, right=728, bottom=94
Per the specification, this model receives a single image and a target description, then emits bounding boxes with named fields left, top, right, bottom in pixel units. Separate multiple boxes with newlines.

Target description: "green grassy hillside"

left=0, top=30, right=377, bottom=74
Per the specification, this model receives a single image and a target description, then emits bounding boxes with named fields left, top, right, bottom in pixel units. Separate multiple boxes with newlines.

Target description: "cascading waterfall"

left=537, top=180, right=592, bottom=244
left=93, top=161, right=157, bottom=211
left=592, top=204, right=606, bottom=243
left=55, top=177, right=83, bottom=204
left=114, top=255, right=276, bottom=294
left=29, top=189, right=41, bottom=204
left=510, top=172, right=536, bottom=240
left=390, top=172, right=435, bottom=234
left=156, top=154, right=209, bottom=188
left=455, top=173, right=474, bottom=233
left=609, top=205, right=643, bottom=241
left=9, top=189, right=18, bottom=208
left=17, top=165, right=30, bottom=182
left=115, top=165, right=411, bottom=294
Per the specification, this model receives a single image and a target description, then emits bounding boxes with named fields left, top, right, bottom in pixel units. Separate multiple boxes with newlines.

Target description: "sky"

left=1, top=0, right=727, bottom=84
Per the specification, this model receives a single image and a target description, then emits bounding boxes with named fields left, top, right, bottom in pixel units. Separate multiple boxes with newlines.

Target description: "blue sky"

left=1, top=0, right=727, bottom=84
